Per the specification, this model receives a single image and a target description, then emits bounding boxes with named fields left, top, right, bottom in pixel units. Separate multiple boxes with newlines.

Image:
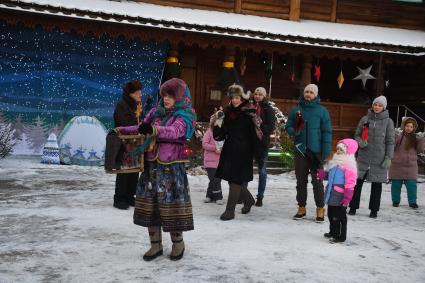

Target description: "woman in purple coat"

left=130, top=78, right=196, bottom=261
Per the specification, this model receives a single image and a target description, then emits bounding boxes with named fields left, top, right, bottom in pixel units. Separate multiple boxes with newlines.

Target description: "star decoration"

left=313, top=65, right=321, bottom=82
left=291, top=72, right=295, bottom=82
left=337, top=70, right=344, bottom=89
left=353, top=65, right=375, bottom=88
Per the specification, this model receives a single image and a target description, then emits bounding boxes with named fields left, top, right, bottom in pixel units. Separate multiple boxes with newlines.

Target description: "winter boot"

left=348, top=208, right=356, bottom=215
left=323, top=232, right=333, bottom=238
left=170, top=232, right=185, bottom=261
left=220, top=183, right=242, bottom=220
left=329, top=237, right=345, bottom=244
left=369, top=210, right=378, bottom=218
left=143, top=226, right=163, bottom=261
left=255, top=196, right=263, bottom=207
left=392, top=202, right=400, bottom=207
left=316, top=207, right=325, bottom=222
left=113, top=200, right=129, bottom=210
left=409, top=203, right=418, bottom=209
left=241, top=186, right=255, bottom=214
left=293, top=206, right=306, bottom=220
left=204, top=197, right=213, bottom=203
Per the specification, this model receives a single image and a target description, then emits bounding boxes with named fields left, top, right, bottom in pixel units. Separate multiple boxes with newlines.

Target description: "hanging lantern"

left=162, top=48, right=181, bottom=82
left=216, top=48, right=240, bottom=91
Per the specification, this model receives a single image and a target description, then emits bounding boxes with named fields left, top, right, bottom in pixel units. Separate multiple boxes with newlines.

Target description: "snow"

left=4, top=0, right=425, bottom=54
left=1, top=156, right=425, bottom=282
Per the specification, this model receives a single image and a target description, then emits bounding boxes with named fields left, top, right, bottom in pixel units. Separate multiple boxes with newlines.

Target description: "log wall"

left=137, top=0, right=425, bottom=30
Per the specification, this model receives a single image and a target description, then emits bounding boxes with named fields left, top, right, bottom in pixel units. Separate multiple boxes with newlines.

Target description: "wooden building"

left=1, top=0, right=425, bottom=143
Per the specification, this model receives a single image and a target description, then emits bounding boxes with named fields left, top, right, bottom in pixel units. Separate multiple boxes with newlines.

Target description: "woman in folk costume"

left=389, top=117, right=425, bottom=209
left=348, top=95, right=395, bottom=218
left=318, top=139, right=358, bottom=243
left=211, top=84, right=262, bottom=221
left=120, top=78, right=196, bottom=261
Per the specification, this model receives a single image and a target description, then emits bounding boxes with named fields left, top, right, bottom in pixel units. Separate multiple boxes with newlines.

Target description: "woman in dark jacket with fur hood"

left=212, top=84, right=262, bottom=221
left=112, top=80, right=142, bottom=209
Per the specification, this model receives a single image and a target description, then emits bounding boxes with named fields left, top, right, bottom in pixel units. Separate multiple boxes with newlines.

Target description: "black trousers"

left=328, top=205, right=347, bottom=241
left=294, top=153, right=324, bottom=208
left=114, top=173, right=139, bottom=203
left=349, top=171, right=382, bottom=212
left=206, top=168, right=223, bottom=200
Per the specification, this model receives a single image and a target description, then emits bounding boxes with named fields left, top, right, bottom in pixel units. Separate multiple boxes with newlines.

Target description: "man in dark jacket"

left=252, top=87, right=276, bottom=207
left=285, top=84, right=332, bottom=222
left=112, top=80, right=142, bottom=209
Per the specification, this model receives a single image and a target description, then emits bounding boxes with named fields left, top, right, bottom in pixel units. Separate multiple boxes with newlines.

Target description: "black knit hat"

left=122, top=80, right=142, bottom=95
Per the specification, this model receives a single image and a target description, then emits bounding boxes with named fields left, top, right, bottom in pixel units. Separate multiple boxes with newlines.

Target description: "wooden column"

left=289, top=0, right=300, bottom=21
left=234, top=0, right=241, bottom=13
left=330, top=0, right=338, bottom=22
left=375, top=54, right=385, bottom=97
left=301, top=55, right=313, bottom=87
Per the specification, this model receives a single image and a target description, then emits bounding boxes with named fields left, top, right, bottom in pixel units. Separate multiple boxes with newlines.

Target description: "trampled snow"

left=1, top=156, right=424, bottom=282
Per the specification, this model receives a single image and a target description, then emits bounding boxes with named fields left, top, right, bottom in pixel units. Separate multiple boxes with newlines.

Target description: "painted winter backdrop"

left=0, top=21, right=168, bottom=155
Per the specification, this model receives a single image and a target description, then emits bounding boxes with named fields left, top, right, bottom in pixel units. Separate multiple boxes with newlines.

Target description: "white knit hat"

left=304, top=84, right=318, bottom=98
left=372, top=95, right=387, bottom=109
left=254, top=87, right=267, bottom=97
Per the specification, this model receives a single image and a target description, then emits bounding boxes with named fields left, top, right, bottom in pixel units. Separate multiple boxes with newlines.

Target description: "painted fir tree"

left=26, top=115, right=48, bottom=154
left=13, top=114, right=25, bottom=141
left=12, top=132, right=33, bottom=155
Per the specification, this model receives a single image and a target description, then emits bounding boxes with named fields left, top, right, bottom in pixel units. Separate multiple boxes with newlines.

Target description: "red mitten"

left=361, top=122, right=369, bottom=141
left=317, top=168, right=327, bottom=180
left=294, top=111, right=305, bottom=135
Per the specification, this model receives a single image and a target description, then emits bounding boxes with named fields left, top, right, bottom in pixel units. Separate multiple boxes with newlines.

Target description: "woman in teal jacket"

left=285, top=84, right=332, bottom=222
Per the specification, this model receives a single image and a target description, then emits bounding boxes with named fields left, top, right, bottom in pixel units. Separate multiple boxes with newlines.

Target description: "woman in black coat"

left=212, top=84, right=261, bottom=220
left=112, top=80, right=142, bottom=209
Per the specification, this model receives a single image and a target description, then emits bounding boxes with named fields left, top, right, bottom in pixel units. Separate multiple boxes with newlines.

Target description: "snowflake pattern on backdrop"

left=0, top=21, right=168, bottom=154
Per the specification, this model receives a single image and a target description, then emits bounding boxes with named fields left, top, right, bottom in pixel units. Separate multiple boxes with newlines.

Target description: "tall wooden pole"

left=234, top=0, right=241, bottom=13
left=376, top=54, right=385, bottom=97
left=301, top=55, right=313, bottom=87
left=289, top=0, right=301, bottom=21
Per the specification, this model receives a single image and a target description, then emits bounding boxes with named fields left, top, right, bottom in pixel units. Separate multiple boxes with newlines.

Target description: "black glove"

left=138, top=123, right=153, bottom=135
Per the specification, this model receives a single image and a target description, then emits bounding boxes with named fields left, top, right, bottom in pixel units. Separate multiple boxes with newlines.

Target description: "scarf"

left=324, top=153, right=357, bottom=172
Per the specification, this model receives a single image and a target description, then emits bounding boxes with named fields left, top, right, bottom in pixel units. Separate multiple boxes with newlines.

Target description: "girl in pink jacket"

left=203, top=123, right=223, bottom=204
left=318, top=138, right=358, bottom=243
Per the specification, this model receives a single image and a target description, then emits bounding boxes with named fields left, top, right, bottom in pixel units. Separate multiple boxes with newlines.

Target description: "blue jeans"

left=257, top=156, right=268, bottom=198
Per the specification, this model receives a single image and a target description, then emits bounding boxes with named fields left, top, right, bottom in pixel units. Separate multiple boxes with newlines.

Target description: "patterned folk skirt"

left=133, top=161, right=194, bottom=232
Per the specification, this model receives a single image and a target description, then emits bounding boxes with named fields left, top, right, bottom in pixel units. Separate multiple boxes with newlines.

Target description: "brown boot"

left=316, top=207, right=325, bottom=222
left=220, top=183, right=242, bottom=220
left=170, top=232, right=185, bottom=261
left=293, top=206, right=306, bottom=220
left=143, top=226, right=163, bottom=261
left=241, top=185, right=255, bottom=214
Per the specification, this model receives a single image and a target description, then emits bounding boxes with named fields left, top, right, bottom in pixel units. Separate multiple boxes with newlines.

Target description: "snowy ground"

left=1, top=156, right=425, bottom=283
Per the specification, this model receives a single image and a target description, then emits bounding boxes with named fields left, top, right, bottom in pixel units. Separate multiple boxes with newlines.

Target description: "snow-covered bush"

left=0, top=122, right=16, bottom=159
